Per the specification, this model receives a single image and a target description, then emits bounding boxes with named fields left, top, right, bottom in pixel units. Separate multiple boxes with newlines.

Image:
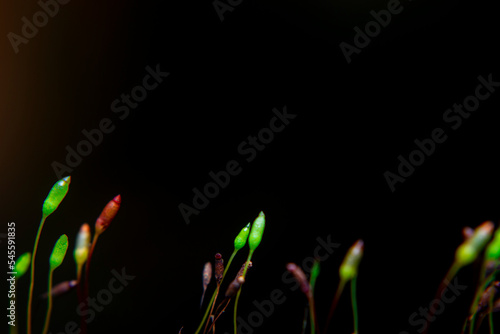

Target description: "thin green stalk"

left=195, top=293, right=217, bottom=334
left=234, top=250, right=254, bottom=334
left=308, top=295, right=319, bottom=334
left=351, top=277, right=359, bottom=334
left=223, top=250, right=238, bottom=280
left=233, top=288, right=242, bottom=334
left=195, top=249, right=238, bottom=334
left=42, top=269, right=55, bottom=334
left=42, top=234, right=68, bottom=334
left=309, top=259, right=320, bottom=334
left=27, top=215, right=47, bottom=334
left=469, top=314, right=476, bottom=334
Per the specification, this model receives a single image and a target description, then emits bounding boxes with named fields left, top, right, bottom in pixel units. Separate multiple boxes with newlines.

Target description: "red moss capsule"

left=95, top=195, right=121, bottom=235
left=215, top=253, right=224, bottom=284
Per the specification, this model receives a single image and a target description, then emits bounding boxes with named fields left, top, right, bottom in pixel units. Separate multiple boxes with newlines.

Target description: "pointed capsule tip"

left=259, top=211, right=265, bottom=217
left=63, top=176, right=71, bottom=182
left=113, top=194, right=122, bottom=204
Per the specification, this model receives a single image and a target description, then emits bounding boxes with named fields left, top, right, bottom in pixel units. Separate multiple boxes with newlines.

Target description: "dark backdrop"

left=1, top=0, right=499, bottom=333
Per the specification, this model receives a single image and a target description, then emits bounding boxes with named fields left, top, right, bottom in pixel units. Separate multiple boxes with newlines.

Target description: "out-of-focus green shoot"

left=325, top=239, right=364, bottom=334
left=309, top=259, right=320, bottom=334
left=10, top=253, right=31, bottom=334
left=455, top=221, right=494, bottom=269
left=310, top=259, right=320, bottom=294
left=463, top=225, right=500, bottom=334
left=42, top=235, right=69, bottom=334
left=425, top=221, right=494, bottom=334
left=485, top=227, right=500, bottom=270
left=234, top=211, right=265, bottom=334
left=485, top=228, right=500, bottom=334
left=195, top=222, right=251, bottom=334
left=14, top=252, right=31, bottom=279
left=74, top=223, right=91, bottom=283
left=28, top=176, right=71, bottom=334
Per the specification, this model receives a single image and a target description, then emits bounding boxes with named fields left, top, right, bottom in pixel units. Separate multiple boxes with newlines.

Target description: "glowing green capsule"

left=234, top=223, right=251, bottom=251
left=339, top=240, right=364, bottom=282
left=49, top=235, right=69, bottom=271
left=14, top=252, right=31, bottom=279
left=486, top=228, right=500, bottom=261
left=248, top=211, right=265, bottom=251
left=42, top=176, right=71, bottom=217
left=455, top=221, right=494, bottom=267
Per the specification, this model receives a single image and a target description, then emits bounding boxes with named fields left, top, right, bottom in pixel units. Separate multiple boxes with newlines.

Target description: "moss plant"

left=194, top=222, right=251, bottom=334
left=234, top=211, right=265, bottom=334
left=42, top=234, right=69, bottom=334
left=14, top=177, right=121, bottom=334
left=324, top=239, right=364, bottom=334
left=27, top=176, right=71, bottom=334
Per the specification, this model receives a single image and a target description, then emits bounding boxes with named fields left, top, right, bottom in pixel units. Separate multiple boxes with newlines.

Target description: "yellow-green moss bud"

left=74, top=223, right=91, bottom=267
left=455, top=221, right=494, bottom=267
left=339, top=240, right=364, bottom=281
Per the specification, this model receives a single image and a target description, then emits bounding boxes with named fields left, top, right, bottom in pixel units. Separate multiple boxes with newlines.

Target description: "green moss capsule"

left=42, top=176, right=71, bottom=217
left=248, top=211, right=265, bottom=251
left=49, top=235, right=69, bottom=271
left=455, top=221, right=494, bottom=267
left=339, top=240, right=364, bottom=282
left=14, top=252, right=31, bottom=279
left=486, top=228, right=500, bottom=261
left=234, top=223, right=251, bottom=251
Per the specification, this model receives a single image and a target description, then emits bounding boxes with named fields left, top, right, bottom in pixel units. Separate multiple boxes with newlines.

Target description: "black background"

left=1, top=0, right=499, bottom=333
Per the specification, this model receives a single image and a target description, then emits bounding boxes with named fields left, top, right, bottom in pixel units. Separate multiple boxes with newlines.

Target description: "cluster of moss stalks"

left=11, top=177, right=121, bottom=334
left=188, top=218, right=500, bottom=334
